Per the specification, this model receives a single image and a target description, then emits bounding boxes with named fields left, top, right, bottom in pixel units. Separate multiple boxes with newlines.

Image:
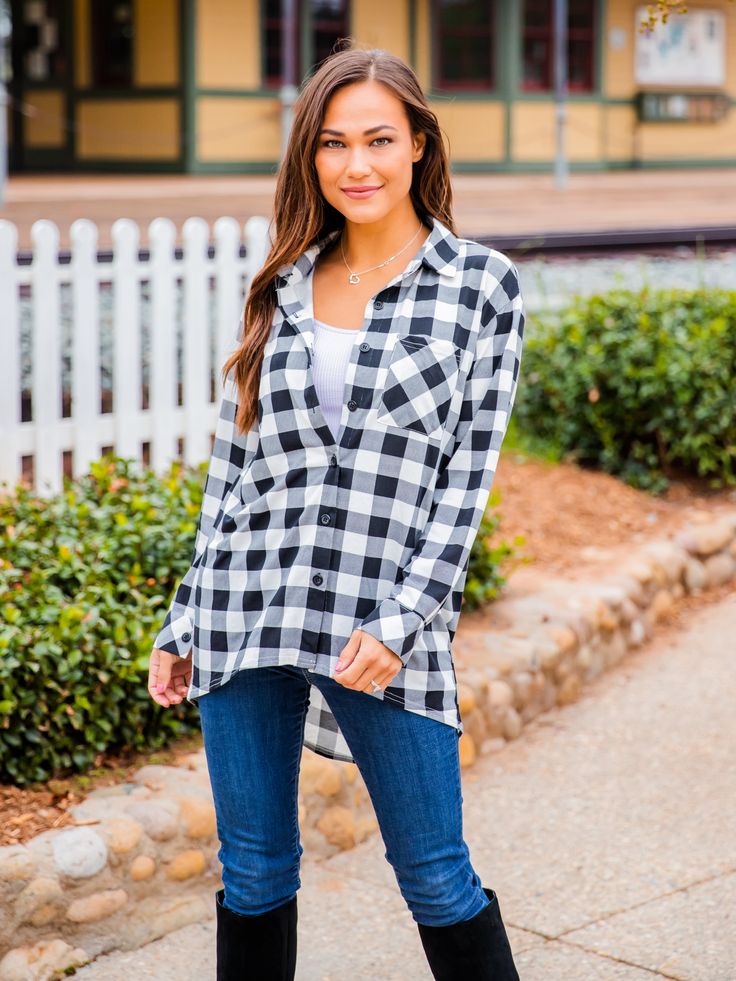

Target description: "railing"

left=0, top=215, right=271, bottom=496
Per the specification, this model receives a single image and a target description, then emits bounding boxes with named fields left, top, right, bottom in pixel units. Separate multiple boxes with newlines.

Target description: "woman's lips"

left=342, top=186, right=382, bottom=199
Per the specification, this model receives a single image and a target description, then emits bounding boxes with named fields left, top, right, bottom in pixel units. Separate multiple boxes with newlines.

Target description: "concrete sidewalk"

left=3, top=169, right=736, bottom=249
left=74, top=593, right=736, bottom=980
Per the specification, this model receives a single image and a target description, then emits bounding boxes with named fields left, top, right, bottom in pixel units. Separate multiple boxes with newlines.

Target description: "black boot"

left=416, top=886, right=520, bottom=980
left=215, top=888, right=297, bottom=980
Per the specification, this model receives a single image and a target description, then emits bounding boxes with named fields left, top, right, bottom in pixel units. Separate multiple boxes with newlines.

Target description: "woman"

left=148, top=42, right=524, bottom=981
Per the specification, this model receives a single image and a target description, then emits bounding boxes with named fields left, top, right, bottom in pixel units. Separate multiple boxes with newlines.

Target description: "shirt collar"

left=275, top=214, right=460, bottom=287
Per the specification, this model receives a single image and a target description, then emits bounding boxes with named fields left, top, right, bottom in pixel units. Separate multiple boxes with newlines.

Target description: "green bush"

left=1, top=454, right=517, bottom=786
left=0, top=457, right=205, bottom=786
left=514, top=288, right=736, bottom=492
left=464, top=489, right=525, bottom=613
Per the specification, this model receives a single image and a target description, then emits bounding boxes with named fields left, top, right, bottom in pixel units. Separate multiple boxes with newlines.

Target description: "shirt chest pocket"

left=376, top=335, right=463, bottom=440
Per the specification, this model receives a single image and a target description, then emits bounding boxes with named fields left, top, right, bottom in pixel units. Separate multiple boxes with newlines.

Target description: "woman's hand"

left=333, top=629, right=404, bottom=694
left=148, top=648, right=192, bottom=708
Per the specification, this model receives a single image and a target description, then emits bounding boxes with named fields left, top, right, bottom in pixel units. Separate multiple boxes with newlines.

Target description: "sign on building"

left=635, top=7, right=725, bottom=86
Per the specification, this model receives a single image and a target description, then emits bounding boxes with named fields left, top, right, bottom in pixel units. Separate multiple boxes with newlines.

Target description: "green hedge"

left=513, top=288, right=736, bottom=492
left=463, top=488, right=522, bottom=613
left=1, top=456, right=516, bottom=786
left=0, top=458, right=204, bottom=786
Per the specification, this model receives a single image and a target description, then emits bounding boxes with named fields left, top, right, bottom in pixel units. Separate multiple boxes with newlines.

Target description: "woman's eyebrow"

left=319, top=124, right=399, bottom=136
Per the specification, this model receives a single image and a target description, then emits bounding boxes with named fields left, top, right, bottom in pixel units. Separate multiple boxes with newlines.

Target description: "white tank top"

left=312, top=318, right=360, bottom=441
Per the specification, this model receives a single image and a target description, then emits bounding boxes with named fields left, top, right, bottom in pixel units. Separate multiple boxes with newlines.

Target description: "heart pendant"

left=348, top=273, right=361, bottom=285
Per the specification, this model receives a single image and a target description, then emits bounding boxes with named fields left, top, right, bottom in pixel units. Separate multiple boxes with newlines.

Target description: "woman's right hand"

left=148, top=648, right=192, bottom=708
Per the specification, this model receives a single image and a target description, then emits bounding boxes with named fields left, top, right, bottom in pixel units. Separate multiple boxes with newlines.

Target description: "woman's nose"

left=345, top=148, right=372, bottom=176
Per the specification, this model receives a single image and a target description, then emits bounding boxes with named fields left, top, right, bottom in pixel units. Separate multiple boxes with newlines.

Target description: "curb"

left=1, top=506, right=735, bottom=977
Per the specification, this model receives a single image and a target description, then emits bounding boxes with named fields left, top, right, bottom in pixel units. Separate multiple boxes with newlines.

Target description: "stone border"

left=1, top=507, right=735, bottom=978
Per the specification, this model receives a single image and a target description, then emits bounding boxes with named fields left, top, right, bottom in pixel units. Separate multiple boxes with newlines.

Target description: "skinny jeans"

left=198, top=664, right=491, bottom=927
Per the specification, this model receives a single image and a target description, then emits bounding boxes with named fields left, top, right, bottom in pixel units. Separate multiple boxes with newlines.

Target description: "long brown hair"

left=222, top=40, right=456, bottom=434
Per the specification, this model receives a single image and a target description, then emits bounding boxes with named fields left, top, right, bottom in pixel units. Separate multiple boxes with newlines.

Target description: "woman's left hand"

left=333, top=629, right=404, bottom=694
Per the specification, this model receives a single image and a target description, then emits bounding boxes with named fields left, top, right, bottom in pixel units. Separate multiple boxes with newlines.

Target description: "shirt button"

left=320, top=513, right=331, bottom=525
left=359, top=342, right=370, bottom=352
left=330, top=454, right=337, bottom=467
left=312, top=573, right=323, bottom=586
left=347, top=399, right=358, bottom=411
left=374, top=300, right=384, bottom=310
left=182, top=632, right=192, bottom=643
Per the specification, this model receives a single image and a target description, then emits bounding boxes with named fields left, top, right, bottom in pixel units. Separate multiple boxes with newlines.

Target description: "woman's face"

left=314, top=79, right=426, bottom=225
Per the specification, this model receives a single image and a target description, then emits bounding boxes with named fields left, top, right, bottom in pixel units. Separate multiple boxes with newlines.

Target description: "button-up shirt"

left=153, top=215, right=526, bottom=764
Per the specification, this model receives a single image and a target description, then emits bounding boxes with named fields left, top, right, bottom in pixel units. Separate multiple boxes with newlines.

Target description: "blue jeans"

left=197, top=665, right=491, bottom=927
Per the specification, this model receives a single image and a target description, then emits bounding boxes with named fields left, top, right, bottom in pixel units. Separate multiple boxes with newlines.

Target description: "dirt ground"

left=2, top=453, right=734, bottom=848
left=488, top=451, right=736, bottom=577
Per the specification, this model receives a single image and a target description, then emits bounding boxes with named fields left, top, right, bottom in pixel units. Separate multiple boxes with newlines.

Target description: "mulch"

left=2, top=453, right=734, bottom=848
left=488, top=451, right=736, bottom=578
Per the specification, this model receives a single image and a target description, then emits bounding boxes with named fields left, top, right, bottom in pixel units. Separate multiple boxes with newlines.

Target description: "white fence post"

left=213, top=216, right=242, bottom=385
left=182, top=217, right=211, bottom=466
left=243, top=215, right=271, bottom=329
left=148, top=217, right=178, bottom=473
left=31, top=220, right=63, bottom=496
left=112, top=217, right=142, bottom=463
left=0, top=216, right=270, bottom=495
left=0, top=220, right=19, bottom=492
left=70, top=219, right=101, bottom=479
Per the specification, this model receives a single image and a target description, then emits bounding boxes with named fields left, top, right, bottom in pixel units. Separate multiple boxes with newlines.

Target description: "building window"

left=264, top=0, right=349, bottom=88
left=20, top=0, right=67, bottom=82
left=91, top=0, right=134, bottom=88
left=522, top=0, right=596, bottom=93
left=433, top=0, right=496, bottom=91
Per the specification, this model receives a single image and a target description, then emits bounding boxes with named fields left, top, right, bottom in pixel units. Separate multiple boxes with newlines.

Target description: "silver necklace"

left=340, top=222, right=424, bottom=285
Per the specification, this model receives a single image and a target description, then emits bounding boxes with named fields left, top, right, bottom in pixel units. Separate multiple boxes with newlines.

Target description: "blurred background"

left=1, top=1, right=734, bottom=181
left=1, top=6, right=736, bottom=979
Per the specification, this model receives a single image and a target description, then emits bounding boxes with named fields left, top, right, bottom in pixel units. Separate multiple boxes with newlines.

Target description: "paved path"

left=74, top=593, right=736, bottom=980
left=3, top=169, right=736, bottom=249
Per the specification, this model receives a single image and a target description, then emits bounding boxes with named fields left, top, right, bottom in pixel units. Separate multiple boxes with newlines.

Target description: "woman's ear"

left=413, top=132, right=427, bottom=163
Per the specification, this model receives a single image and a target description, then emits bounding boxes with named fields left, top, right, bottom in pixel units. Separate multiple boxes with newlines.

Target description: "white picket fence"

left=0, top=215, right=272, bottom=496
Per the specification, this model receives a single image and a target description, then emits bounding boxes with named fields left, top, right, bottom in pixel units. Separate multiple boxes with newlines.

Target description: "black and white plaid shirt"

left=154, top=215, right=525, bottom=763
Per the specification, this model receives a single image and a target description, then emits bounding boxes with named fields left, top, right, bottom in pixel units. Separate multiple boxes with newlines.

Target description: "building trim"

left=181, top=0, right=195, bottom=172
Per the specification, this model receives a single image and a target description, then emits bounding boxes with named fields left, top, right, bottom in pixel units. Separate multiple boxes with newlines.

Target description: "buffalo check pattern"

left=153, top=215, right=526, bottom=763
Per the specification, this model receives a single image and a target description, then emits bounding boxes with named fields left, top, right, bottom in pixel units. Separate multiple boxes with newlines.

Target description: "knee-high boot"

left=215, top=888, right=297, bottom=980
left=416, top=886, right=520, bottom=981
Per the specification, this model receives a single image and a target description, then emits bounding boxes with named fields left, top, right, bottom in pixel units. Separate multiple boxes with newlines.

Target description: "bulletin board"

left=634, top=7, right=725, bottom=86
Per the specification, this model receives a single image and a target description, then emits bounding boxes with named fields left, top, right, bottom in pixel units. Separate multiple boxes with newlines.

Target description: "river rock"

left=704, top=552, right=736, bottom=587
left=684, top=557, right=707, bottom=591
left=52, top=828, right=108, bottom=880
left=640, top=541, right=687, bottom=584
left=129, top=855, right=156, bottom=881
left=102, top=817, right=144, bottom=854
left=165, top=849, right=206, bottom=881
left=676, top=521, right=733, bottom=556
left=123, top=800, right=180, bottom=842
left=316, top=806, right=355, bottom=850
left=16, top=877, right=64, bottom=926
left=0, top=847, right=36, bottom=884
left=66, top=888, right=128, bottom=923
left=502, top=708, right=522, bottom=741
left=176, top=796, right=217, bottom=838
left=456, top=682, right=477, bottom=715
left=0, top=939, right=89, bottom=981
left=650, top=589, right=674, bottom=622
left=557, top=674, right=582, bottom=706
left=133, top=765, right=186, bottom=791
left=458, top=733, right=476, bottom=767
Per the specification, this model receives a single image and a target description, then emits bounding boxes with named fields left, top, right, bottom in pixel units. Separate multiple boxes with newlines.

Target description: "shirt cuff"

left=153, top=612, right=194, bottom=659
left=357, top=599, right=425, bottom=665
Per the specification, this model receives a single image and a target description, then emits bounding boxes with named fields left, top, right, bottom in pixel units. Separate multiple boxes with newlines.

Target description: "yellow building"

left=6, top=0, right=736, bottom=173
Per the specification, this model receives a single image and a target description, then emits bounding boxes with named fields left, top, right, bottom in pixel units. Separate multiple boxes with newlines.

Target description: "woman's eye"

left=321, top=137, right=392, bottom=148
